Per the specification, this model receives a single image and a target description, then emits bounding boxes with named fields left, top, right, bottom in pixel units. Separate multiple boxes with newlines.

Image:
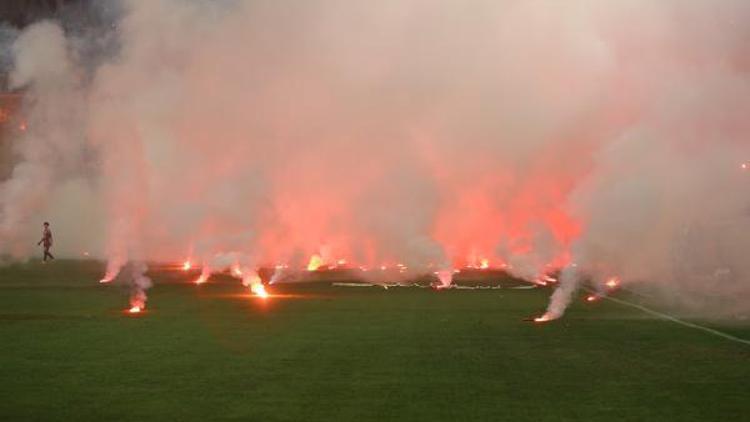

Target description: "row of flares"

left=97, top=251, right=622, bottom=320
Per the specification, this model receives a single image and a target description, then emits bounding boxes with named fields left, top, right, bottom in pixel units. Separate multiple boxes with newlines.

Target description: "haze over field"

left=0, top=0, right=748, bottom=316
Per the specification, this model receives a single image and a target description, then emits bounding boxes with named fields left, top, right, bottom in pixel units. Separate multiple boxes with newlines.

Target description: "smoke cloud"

left=0, top=0, right=748, bottom=316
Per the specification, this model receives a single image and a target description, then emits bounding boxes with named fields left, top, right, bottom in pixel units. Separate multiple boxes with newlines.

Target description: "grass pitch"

left=1, top=260, right=749, bottom=421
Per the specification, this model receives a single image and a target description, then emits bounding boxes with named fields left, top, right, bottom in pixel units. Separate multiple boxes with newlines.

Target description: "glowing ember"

left=182, top=260, right=192, bottom=271
left=479, top=258, right=489, bottom=269
left=99, top=277, right=113, bottom=284
left=307, top=254, right=322, bottom=271
left=605, top=277, right=620, bottom=288
left=586, top=294, right=599, bottom=302
left=194, top=274, right=209, bottom=284
left=128, top=306, right=142, bottom=313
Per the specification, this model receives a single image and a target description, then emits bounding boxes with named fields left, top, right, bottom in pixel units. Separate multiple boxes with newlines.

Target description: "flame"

left=128, top=306, right=142, bottom=313
left=605, top=277, right=620, bottom=289
left=586, top=294, right=599, bottom=302
left=337, top=259, right=347, bottom=266
left=533, top=311, right=561, bottom=323
left=231, top=264, right=243, bottom=277
left=307, top=254, right=322, bottom=271
left=251, top=283, right=269, bottom=299
left=182, top=260, right=192, bottom=271
left=534, top=314, right=552, bottom=323
left=99, top=277, right=113, bottom=284
left=194, top=274, right=209, bottom=284
left=479, top=258, right=489, bottom=269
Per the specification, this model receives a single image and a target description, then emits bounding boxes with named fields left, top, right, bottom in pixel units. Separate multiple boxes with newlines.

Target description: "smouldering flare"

left=128, top=306, right=142, bottom=313
left=194, top=270, right=210, bottom=285
left=586, top=294, right=599, bottom=302
left=182, top=260, right=192, bottom=271
left=479, top=258, right=490, bottom=269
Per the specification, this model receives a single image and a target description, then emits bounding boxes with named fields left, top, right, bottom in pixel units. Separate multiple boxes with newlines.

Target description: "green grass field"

left=1, top=260, right=749, bottom=421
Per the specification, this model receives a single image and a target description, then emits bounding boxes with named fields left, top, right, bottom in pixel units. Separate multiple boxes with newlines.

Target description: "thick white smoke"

left=0, top=0, right=748, bottom=316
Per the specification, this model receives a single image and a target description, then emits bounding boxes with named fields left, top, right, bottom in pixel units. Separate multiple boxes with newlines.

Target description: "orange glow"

left=307, top=254, right=322, bottom=271
left=251, top=283, right=269, bottom=299
left=337, top=259, right=346, bottom=266
left=534, top=314, right=552, bottom=323
left=182, top=260, right=192, bottom=271
left=479, top=258, right=489, bottom=269
left=99, top=277, right=112, bottom=284
left=605, top=277, right=620, bottom=289
left=128, top=306, right=142, bottom=313
left=586, top=294, right=598, bottom=302
left=231, top=265, right=243, bottom=277
left=194, top=274, right=209, bottom=284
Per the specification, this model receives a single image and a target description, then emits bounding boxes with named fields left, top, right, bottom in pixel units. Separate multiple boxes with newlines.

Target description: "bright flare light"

left=128, top=306, right=142, bottom=313
left=479, top=258, right=490, bottom=269
left=182, top=260, right=192, bottom=271
left=534, top=314, right=552, bottom=323
left=307, top=254, right=323, bottom=271
left=194, top=274, right=209, bottom=284
left=251, top=283, right=269, bottom=299
left=605, top=277, right=620, bottom=289
left=586, top=294, right=599, bottom=302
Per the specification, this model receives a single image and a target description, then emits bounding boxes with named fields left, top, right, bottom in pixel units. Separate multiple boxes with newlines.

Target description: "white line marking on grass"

left=601, top=294, right=750, bottom=347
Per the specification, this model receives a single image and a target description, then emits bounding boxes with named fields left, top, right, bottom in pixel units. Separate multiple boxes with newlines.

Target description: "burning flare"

left=605, top=277, right=620, bottom=289
left=194, top=267, right=211, bottom=285
left=533, top=313, right=555, bottom=323
left=251, top=283, right=269, bottom=299
left=241, top=270, right=269, bottom=299
left=182, top=260, right=192, bottom=271
left=307, top=254, right=323, bottom=271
